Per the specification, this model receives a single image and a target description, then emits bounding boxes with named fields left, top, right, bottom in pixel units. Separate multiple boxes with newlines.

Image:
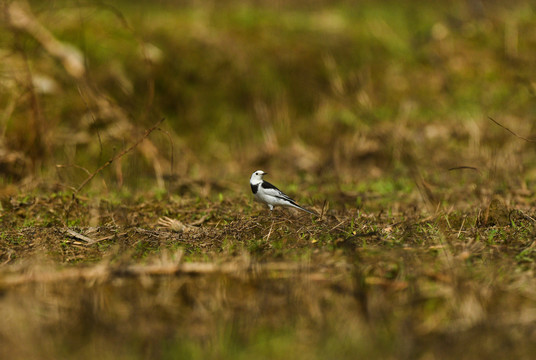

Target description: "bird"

left=250, top=170, right=316, bottom=215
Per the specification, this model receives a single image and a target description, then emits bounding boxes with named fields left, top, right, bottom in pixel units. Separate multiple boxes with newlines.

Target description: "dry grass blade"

left=75, top=118, right=165, bottom=193
left=488, top=117, right=536, bottom=142
left=189, top=214, right=209, bottom=226
left=157, top=216, right=199, bottom=232
left=65, top=228, right=96, bottom=244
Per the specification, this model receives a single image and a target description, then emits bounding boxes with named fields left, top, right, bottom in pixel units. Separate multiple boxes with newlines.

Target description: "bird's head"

left=250, top=170, right=267, bottom=184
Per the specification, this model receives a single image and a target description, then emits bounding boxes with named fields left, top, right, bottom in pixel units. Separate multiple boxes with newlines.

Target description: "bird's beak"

left=262, top=172, right=268, bottom=175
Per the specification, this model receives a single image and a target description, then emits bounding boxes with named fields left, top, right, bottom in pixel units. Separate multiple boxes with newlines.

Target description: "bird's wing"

left=261, top=181, right=296, bottom=202
left=261, top=180, right=316, bottom=215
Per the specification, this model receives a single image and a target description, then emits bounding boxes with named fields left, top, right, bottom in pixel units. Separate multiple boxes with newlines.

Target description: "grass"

left=2, top=0, right=536, bottom=359
left=1, top=191, right=536, bottom=359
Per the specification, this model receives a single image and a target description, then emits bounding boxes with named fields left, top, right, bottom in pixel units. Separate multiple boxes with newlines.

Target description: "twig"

left=488, top=117, right=536, bottom=142
left=65, top=229, right=96, bottom=244
left=329, top=219, right=347, bottom=232
left=264, top=220, right=275, bottom=241
left=190, top=214, right=209, bottom=226
left=448, top=166, right=480, bottom=173
left=56, top=163, right=92, bottom=176
left=75, top=118, right=164, bottom=193
left=157, top=216, right=199, bottom=233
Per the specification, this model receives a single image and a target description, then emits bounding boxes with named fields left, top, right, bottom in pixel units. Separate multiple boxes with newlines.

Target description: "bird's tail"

left=291, top=203, right=317, bottom=215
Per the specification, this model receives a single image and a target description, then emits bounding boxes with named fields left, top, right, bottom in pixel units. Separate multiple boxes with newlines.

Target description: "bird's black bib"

left=250, top=183, right=259, bottom=194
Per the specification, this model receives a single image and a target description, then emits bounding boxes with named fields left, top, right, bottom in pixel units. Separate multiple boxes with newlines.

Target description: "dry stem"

left=75, top=118, right=165, bottom=193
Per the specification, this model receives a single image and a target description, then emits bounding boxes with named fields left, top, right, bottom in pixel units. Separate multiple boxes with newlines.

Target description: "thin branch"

left=488, top=117, right=536, bottom=142
left=75, top=118, right=165, bottom=193
left=56, top=163, right=92, bottom=176
left=448, top=166, right=480, bottom=173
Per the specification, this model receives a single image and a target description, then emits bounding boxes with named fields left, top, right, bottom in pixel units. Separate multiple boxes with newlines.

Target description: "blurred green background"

left=1, top=0, right=535, bottom=198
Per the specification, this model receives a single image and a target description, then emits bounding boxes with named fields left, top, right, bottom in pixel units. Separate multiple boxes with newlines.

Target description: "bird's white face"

left=250, top=170, right=266, bottom=184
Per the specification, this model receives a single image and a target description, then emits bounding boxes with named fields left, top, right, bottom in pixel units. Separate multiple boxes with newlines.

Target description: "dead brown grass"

left=0, top=190, right=535, bottom=358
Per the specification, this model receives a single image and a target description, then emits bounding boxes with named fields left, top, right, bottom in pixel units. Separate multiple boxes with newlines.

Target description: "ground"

left=1, top=187, right=536, bottom=359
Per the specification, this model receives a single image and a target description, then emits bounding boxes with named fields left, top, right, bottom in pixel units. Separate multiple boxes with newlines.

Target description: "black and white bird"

left=250, top=170, right=315, bottom=215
